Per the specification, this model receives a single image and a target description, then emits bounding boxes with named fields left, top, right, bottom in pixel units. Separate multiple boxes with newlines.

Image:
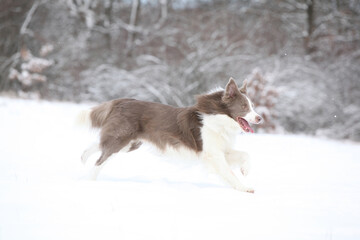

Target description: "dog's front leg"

left=203, top=151, right=254, bottom=193
left=225, top=150, right=251, bottom=176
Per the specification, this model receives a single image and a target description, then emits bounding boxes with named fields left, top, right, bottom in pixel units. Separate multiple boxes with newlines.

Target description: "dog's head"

left=222, top=77, right=262, bottom=133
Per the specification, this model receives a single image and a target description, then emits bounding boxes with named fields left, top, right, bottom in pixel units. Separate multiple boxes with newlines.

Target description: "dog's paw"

left=240, top=160, right=251, bottom=176
left=245, top=188, right=255, bottom=194
left=239, top=187, right=255, bottom=194
left=235, top=185, right=255, bottom=194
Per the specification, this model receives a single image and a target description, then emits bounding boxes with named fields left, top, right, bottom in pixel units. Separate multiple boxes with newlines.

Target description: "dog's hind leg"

left=93, top=116, right=139, bottom=179
left=89, top=164, right=105, bottom=180
left=81, top=143, right=100, bottom=164
left=95, top=134, right=134, bottom=166
left=89, top=138, right=139, bottom=180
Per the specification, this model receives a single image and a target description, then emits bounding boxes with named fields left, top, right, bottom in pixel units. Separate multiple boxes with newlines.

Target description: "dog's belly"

left=139, top=139, right=201, bottom=161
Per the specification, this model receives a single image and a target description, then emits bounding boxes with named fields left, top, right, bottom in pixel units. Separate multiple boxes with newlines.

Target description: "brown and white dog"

left=79, top=78, right=262, bottom=193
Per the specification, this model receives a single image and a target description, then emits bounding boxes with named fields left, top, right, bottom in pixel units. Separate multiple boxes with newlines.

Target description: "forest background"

left=1, top=0, right=359, bottom=141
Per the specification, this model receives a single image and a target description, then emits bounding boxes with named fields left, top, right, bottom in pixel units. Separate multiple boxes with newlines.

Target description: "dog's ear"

left=224, top=77, right=239, bottom=99
left=239, top=80, right=247, bottom=94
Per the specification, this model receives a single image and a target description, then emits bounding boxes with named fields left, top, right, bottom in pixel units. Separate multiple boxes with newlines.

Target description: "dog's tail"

left=76, top=109, right=92, bottom=128
left=76, top=101, right=112, bottom=128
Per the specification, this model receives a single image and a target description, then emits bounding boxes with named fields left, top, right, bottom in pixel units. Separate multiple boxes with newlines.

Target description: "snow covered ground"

left=0, top=97, right=360, bottom=240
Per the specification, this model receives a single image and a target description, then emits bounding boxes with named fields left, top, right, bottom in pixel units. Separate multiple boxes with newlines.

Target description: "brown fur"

left=90, top=101, right=113, bottom=128
left=91, top=99, right=204, bottom=165
left=89, top=79, right=254, bottom=167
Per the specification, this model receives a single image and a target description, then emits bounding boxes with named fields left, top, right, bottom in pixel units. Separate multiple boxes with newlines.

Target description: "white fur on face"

left=243, top=96, right=261, bottom=124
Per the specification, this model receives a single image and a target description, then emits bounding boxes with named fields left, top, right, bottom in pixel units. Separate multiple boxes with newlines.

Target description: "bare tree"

left=1, top=0, right=359, bottom=140
left=305, top=0, right=315, bottom=53
left=126, top=0, right=141, bottom=56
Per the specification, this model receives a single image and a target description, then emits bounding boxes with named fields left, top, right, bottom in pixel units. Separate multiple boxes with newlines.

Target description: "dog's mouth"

left=236, top=117, right=254, bottom=133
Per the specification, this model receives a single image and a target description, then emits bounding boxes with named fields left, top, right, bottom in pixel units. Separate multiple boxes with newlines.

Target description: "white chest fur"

left=200, top=114, right=241, bottom=153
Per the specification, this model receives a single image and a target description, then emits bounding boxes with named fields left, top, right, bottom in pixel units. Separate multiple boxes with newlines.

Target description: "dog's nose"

left=255, top=115, right=262, bottom=124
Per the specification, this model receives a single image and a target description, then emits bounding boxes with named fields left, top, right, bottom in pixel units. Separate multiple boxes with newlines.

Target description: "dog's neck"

left=195, top=91, right=231, bottom=117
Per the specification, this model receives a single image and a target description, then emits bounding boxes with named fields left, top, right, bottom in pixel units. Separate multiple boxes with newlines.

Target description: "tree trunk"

left=126, top=0, right=141, bottom=56
left=105, top=0, right=113, bottom=50
left=305, top=0, right=315, bottom=53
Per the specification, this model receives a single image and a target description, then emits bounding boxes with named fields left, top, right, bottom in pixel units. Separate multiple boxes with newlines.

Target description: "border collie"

left=79, top=78, right=262, bottom=193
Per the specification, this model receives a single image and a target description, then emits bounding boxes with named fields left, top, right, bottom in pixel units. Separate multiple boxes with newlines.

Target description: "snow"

left=1, top=97, right=360, bottom=240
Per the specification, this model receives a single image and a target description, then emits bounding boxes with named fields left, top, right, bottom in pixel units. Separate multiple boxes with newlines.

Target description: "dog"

left=79, top=77, right=262, bottom=193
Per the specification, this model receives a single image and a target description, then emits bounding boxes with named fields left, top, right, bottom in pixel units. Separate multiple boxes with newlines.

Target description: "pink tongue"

left=243, top=120, right=254, bottom=133
left=238, top=118, right=254, bottom=133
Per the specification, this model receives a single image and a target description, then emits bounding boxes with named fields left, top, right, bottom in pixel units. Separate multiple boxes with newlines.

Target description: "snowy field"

left=0, top=97, right=360, bottom=240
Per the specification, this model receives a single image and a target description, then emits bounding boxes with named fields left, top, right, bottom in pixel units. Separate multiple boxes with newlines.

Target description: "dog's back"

left=87, top=99, right=202, bottom=165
